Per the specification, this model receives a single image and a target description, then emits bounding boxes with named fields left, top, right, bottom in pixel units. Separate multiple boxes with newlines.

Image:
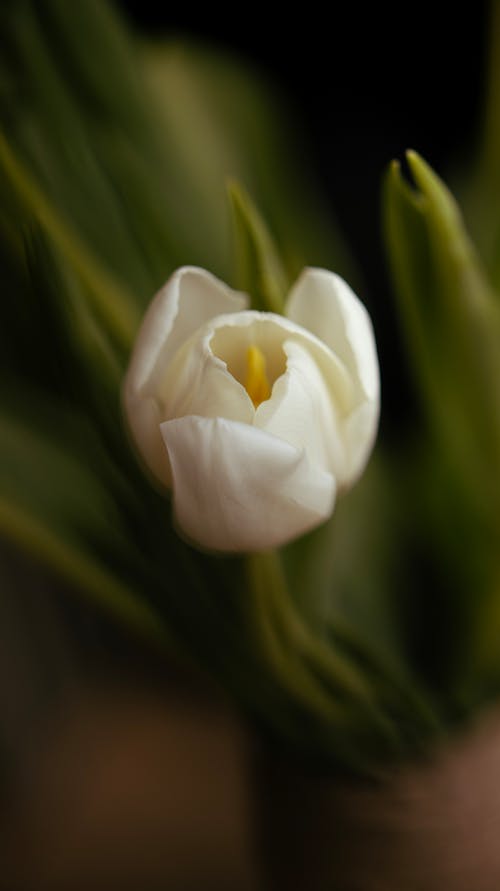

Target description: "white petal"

left=255, top=339, right=345, bottom=476
left=123, top=267, right=247, bottom=485
left=161, top=308, right=351, bottom=425
left=285, top=267, right=380, bottom=405
left=286, top=267, right=380, bottom=485
left=161, top=416, right=336, bottom=552
left=341, top=400, right=380, bottom=487
left=124, top=393, right=171, bottom=486
left=208, top=311, right=289, bottom=389
left=206, top=309, right=353, bottom=413
left=161, top=329, right=255, bottom=424
left=124, top=266, right=247, bottom=398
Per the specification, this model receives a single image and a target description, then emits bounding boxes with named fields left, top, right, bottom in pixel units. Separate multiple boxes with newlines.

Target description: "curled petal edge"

left=286, top=267, right=380, bottom=406
left=124, top=266, right=248, bottom=398
left=123, top=267, right=248, bottom=485
left=161, top=415, right=336, bottom=553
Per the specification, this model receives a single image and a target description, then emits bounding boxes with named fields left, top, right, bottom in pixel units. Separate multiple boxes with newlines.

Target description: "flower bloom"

left=123, top=266, right=379, bottom=552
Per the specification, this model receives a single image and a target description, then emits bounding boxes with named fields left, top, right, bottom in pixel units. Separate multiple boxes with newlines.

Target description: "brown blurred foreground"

left=2, top=539, right=500, bottom=891
left=2, top=678, right=500, bottom=891
left=0, top=684, right=261, bottom=891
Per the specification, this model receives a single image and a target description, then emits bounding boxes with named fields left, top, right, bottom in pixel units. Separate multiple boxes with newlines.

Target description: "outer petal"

left=125, top=266, right=248, bottom=395
left=342, top=400, right=380, bottom=485
left=286, top=267, right=380, bottom=485
left=123, top=267, right=247, bottom=485
left=286, top=267, right=379, bottom=404
left=255, top=339, right=345, bottom=476
left=161, top=416, right=336, bottom=552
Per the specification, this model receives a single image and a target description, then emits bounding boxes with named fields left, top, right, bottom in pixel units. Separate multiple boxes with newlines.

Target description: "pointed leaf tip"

left=228, top=179, right=288, bottom=314
left=404, top=150, right=460, bottom=222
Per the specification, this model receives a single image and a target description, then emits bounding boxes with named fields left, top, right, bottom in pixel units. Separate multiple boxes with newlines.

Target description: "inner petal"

left=210, top=317, right=287, bottom=393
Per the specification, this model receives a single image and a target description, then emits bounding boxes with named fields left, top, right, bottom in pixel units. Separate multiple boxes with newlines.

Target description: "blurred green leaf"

left=0, top=399, right=170, bottom=647
left=228, top=180, right=288, bottom=312
left=384, top=151, right=500, bottom=531
left=1, top=0, right=448, bottom=766
left=283, top=457, right=396, bottom=636
left=454, top=3, right=500, bottom=292
left=1, top=0, right=357, bottom=315
left=139, top=39, right=358, bottom=288
left=384, top=151, right=500, bottom=697
left=0, top=134, right=139, bottom=352
left=0, top=0, right=180, bottom=300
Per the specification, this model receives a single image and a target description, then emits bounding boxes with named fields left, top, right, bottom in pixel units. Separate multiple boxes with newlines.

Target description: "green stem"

left=246, top=551, right=343, bottom=723
left=246, top=551, right=401, bottom=745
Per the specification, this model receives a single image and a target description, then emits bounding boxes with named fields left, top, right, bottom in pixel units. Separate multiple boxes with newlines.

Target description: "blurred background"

left=120, top=0, right=489, bottom=431
left=0, top=2, right=494, bottom=888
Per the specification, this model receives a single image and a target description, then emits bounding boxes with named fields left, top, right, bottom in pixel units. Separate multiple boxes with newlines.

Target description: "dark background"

left=118, top=2, right=488, bottom=286
left=118, top=2, right=489, bottom=428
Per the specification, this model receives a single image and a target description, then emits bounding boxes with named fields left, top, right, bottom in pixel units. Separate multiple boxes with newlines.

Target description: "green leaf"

left=0, top=133, right=139, bottom=352
left=1, top=0, right=358, bottom=322
left=453, top=4, right=500, bottom=293
left=245, top=549, right=441, bottom=764
left=384, top=151, right=500, bottom=530
left=140, top=38, right=358, bottom=287
left=384, top=151, right=500, bottom=694
left=0, top=401, right=169, bottom=648
left=228, top=180, right=288, bottom=312
left=0, top=0, right=179, bottom=300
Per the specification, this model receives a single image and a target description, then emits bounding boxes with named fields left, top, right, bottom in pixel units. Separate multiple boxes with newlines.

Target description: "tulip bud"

left=123, top=266, right=379, bottom=552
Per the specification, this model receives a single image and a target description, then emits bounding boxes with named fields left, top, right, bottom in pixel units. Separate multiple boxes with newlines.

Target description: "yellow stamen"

left=245, top=344, right=271, bottom=407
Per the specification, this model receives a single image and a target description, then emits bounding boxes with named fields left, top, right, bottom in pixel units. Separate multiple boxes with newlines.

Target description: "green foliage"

left=1, top=0, right=402, bottom=770
left=385, top=153, right=500, bottom=503
left=228, top=181, right=288, bottom=313
left=0, top=385, right=172, bottom=642
left=384, top=151, right=500, bottom=702
left=455, top=4, right=500, bottom=293
left=139, top=39, right=357, bottom=286
left=7, top=0, right=500, bottom=770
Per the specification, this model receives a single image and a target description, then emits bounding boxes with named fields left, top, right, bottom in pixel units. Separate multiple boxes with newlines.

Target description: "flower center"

left=245, top=344, right=271, bottom=407
left=210, top=316, right=286, bottom=404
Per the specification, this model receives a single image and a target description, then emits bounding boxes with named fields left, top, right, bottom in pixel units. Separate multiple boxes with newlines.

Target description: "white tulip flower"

left=123, top=266, right=379, bottom=552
